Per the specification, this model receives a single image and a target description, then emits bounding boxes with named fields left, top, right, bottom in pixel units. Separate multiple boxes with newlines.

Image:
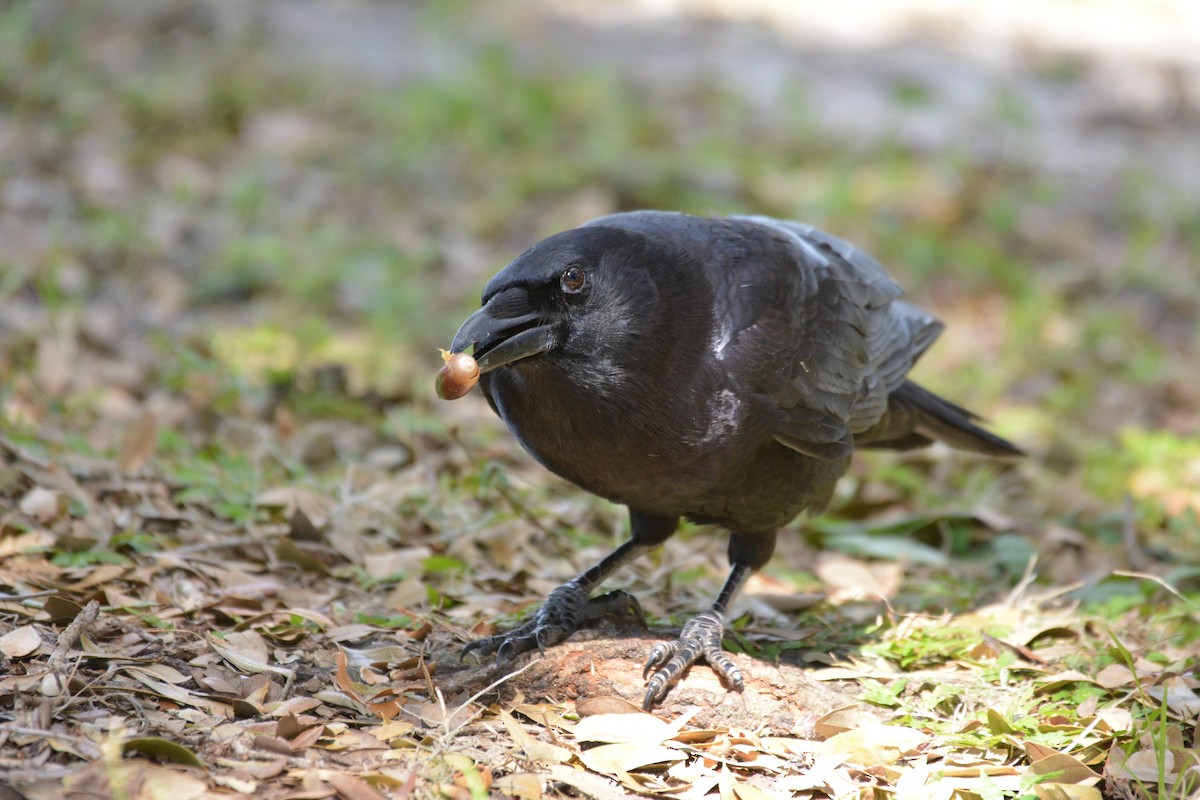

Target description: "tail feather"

left=860, top=381, right=1023, bottom=457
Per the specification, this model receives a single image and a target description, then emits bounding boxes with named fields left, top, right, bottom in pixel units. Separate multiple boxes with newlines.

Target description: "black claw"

left=643, top=681, right=665, bottom=711
left=642, top=641, right=675, bottom=680
left=460, top=636, right=498, bottom=662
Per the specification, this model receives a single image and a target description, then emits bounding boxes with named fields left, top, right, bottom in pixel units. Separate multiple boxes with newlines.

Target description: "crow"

left=449, top=211, right=1021, bottom=709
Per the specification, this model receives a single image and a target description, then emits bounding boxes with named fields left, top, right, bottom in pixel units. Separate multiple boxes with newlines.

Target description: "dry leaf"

left=578, top=742, right=685, bottom=774
left=18, top=486, right=64, bottom=523
left=0, top=625, right=42, bottom=658
left=255, top=486, right=330, bottom=529
left=326, top=772, right=388, bottom=800
left=1094, top=663, right=1136, bottom=689
left=572, top=712, right=678, bottom=745
left=130, top=764, right=208, bottom=800
left=493, top=773, right=543, bottom=800
left=334, top=649, right=400, bottom=721
left=576, top=696, right=644, bottom=717
left=820, top=724, right=927, bottom=767
left=499, top=711, right=572, bottom=766
left=814, top=705, right=875, bottom=738
left=816, top=554, right=901, bottom=601
left=209, top=631, right=291, bottom=677
left=1027, top=752, right=1101, bottom=784
left=118, top=411, right=158, bottom=473
left=542, top=765, right=624, bottom=800
left=1032, top=784, right=1105, bottom=800
left=1146, top=680, right=1200, bottom=718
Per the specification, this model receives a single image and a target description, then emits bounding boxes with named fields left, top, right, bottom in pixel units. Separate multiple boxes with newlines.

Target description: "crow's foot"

left=462, top=583, right=644, bottom=667
left=642, top=610, right=742, bottom=709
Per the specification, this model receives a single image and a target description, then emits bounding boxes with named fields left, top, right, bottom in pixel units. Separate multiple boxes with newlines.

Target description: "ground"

left=0, top=1, right=1198, bottom=798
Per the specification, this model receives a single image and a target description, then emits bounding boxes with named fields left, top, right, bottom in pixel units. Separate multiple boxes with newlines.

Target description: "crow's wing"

left=719, top=216, right=943, bottom=460
left=580, top=211, right=943, bottom=460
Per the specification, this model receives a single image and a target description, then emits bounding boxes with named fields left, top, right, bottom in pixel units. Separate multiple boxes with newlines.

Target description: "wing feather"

left=723, top=216, right=942, bottom=456
left=580, top=211, right=944, bottom=460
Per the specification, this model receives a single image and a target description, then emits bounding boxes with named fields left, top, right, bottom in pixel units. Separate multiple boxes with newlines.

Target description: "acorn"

left=435, top=349, right=480, bottom=400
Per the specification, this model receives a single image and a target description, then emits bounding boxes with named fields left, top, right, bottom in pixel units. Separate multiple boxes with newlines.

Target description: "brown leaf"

left=0, top=625, right=42, bottom=658
left=813, top=706, right=875, bottom=738
left=129, top=764, right=208, bottom=800
left=576, top=696, right=644, bottom=717
left=255, top=486, right=330, bottom=529
left=117, top=411, right=158, bottom=473
left=1028, top=753, right=1101, bottom=784
left=493, top=773, right=543, bottom=800
left=334, top=649, right=400, bottom=721
left=326, top=772, right=389, bottom=800
left=1094, top=663, right=1137, bottom=689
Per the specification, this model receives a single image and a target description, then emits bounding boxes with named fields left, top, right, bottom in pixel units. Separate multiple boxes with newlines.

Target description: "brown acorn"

left=435, top=349, right=480, bottom=400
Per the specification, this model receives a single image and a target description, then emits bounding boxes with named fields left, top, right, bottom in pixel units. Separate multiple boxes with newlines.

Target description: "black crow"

left=448, top=211, right=1021, bottom=708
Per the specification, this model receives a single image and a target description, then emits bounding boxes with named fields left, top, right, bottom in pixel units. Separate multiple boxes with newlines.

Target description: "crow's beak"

left=450, top=287, right=559, bottom=373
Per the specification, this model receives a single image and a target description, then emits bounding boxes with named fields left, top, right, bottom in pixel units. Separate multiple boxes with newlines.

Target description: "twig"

left=161, top=535, right=264, bottom=557
left=48, top=600, right=100, bottom=673
left=0, top=590, right=60, bottom=602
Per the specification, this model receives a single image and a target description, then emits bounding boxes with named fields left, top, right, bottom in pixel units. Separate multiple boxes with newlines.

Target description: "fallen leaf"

left=572, top=712, right=678, bottom=745
left=499, top=711, right=572, bottom=766
left=0, top=625, right=42, bottom=658
left=814, top=705, right=876, bottom=738
left=209, top=631, right=292, bottom=677
left=820, top=724, right=927, bottom=767
left=117, top=411, right=158, bottom=473
left=1094, top=664, right=1136, bottom=689
left=326, top=772, right=388, bottom=800
left=132, top=764, right=208, bottom=800
left=1032, top=784, right=1104, bottom=800
left=578, top=742, right=685, bottom=774
left=1028, top=753, right=1101, bottom=784
left=494, top=773, right=542, bottom=800
left=333, top=649, right=400, bottom=720
left=1145, top=679, right=1200, bottom=718
left=255, top=486, right=330, bottom=529
left=18, top=486, right=64, bottom=523
left=122, top=737, right=205, bottom=768
left=576, top=696, right=644, bottom=717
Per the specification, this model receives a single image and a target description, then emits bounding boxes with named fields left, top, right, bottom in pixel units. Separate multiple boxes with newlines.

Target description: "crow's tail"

left=860, top=380, right=1023, bottom=457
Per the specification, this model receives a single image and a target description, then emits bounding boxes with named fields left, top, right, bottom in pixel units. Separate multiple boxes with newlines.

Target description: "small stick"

left=48, top=600, right=100, bottom=673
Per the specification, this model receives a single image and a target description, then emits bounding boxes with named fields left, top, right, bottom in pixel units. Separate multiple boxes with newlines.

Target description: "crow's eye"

left=560, top=266, right=587, bottom=294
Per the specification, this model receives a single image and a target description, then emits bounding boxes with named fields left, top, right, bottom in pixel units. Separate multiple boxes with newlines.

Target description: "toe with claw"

left=462, top=583, right=645, bottom=668
left=642, top=609, right=742, bottom=709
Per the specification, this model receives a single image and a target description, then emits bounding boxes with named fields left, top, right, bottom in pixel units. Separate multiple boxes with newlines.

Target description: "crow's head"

left=450, top=226, right=682, bottom=381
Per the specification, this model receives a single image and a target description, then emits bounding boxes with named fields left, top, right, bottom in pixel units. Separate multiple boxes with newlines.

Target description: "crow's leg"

left=462, top=513, right=678, bottom=667
left=642, top=530, right=776, bottom=709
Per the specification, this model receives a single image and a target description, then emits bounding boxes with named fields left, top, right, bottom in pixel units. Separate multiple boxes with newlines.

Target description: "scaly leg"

left=642, top=530, right=776, bottom=709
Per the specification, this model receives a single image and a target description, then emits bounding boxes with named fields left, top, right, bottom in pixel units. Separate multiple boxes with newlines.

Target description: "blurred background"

left=1, top=0, right=1198, bottom=596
